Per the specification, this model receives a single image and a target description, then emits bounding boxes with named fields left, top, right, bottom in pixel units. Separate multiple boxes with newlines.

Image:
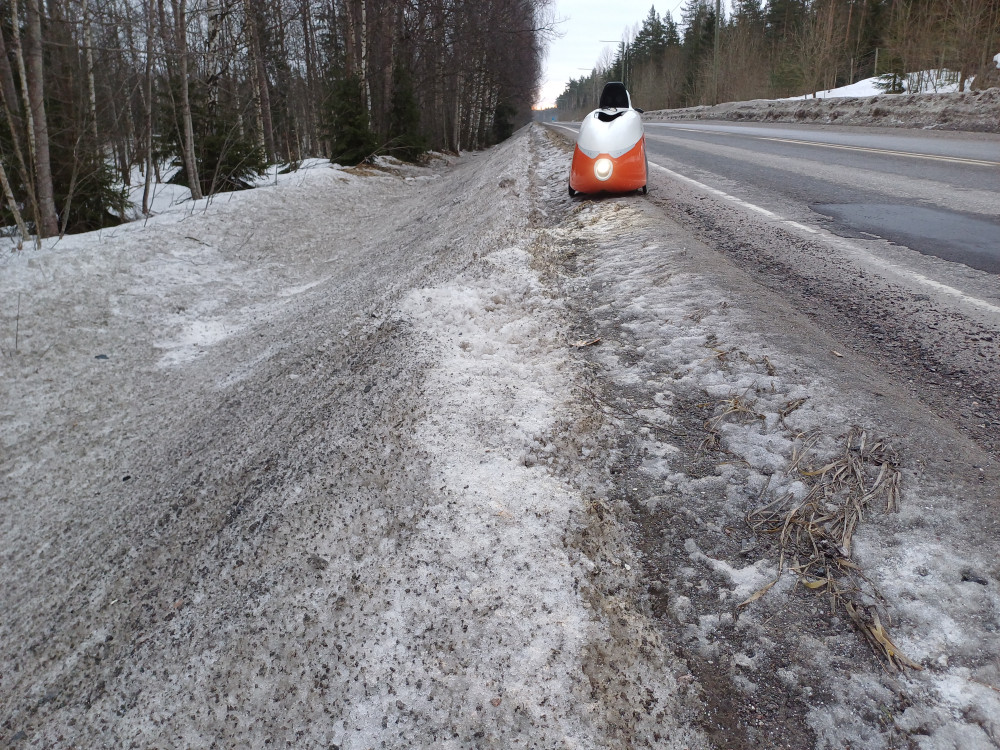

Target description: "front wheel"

left=568, top=184, right=577, bottom=197
left=640, top=185, right=647, bottom=195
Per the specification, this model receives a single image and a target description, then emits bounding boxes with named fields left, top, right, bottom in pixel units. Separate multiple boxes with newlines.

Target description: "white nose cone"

left=594, top=158, right=613, bottom=181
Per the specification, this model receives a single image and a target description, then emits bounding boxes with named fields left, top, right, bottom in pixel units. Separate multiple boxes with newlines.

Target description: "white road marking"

left=647, top=160, right=1000, bottom=316
left=760, top=136, right=1000, bottom=167
left=551, top=124, right=578, bottom=135
left=783, top=220, right=819, bottom=234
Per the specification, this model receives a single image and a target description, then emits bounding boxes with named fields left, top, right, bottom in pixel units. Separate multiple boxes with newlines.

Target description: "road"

left=552, top=119, right=1000, bottom=459
left=644, top=122, right=1000, bottom=272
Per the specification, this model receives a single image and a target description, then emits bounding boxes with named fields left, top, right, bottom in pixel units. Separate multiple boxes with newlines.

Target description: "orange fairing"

left=570, top=137, right=648, bottom=194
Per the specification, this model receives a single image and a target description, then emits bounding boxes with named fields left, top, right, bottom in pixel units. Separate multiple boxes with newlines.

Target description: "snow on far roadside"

left=784, top=69, right=968, bottom=100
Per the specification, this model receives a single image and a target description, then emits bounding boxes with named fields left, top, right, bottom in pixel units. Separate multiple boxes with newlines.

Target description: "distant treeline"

left=557, top=0, right=1000, bottom=118
left=0, top=0, right=552, bottom=240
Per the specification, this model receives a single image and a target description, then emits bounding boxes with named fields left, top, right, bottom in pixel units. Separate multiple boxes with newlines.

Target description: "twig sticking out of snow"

left=742, top=426, right=921, bottom=671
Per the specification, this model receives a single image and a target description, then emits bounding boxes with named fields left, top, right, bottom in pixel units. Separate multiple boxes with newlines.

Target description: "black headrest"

left=599, top=82, right=630, bottom=110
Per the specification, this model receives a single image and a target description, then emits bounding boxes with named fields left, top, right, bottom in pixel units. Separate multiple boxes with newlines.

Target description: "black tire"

left=641, top=185, right=647, bottom=195
left=568, top=184, right=577, bottom=197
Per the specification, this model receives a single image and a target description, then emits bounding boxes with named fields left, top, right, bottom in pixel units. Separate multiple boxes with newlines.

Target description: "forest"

left=556, top=0, right=1000, bottom=118
left=0, top=0, right=552, bottom=240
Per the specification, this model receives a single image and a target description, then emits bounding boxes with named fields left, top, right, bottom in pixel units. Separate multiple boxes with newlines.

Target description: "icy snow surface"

left=2, top=122, right=999, bottom=748
left=782, top=69, right=969, bottom=100
left=1, top=131, right=706, bottom=747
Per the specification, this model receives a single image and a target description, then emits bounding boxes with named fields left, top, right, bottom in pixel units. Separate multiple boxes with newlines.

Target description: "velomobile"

left=568, top=82, right=648, bottom=197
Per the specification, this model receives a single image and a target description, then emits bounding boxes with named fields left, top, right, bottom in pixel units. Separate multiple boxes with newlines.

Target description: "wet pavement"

left=813, top=203, right=1000, bottom=274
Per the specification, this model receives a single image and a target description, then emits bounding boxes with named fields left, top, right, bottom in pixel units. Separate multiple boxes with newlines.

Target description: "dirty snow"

left=1, top=131, right=706, bottom=747
left=2, top=122, right=999, bottom=748
left=643, top=83, right=1000, bottom=132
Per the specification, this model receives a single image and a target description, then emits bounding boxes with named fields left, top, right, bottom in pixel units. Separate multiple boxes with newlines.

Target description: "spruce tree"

left=162, top=79, right=268, bottom=195
left=387, top=66, right=427, bottom=162
left=634, top=7, right=668, bottom=63
left=324, top=75, right=379, bottom=166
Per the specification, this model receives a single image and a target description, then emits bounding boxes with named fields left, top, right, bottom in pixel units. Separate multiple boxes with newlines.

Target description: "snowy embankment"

left=3, top=123, right=999, bottom=748
left=643, top=72, right=1000, bottom=132
left=0, top=133, right=705, bottom=746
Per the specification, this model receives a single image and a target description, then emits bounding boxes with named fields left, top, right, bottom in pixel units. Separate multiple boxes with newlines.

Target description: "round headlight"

left=594, top=158, right=613, bottom=181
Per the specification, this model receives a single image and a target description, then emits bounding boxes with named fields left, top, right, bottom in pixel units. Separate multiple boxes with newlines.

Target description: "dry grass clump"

left=699, top=389, right=765, bottom=451
left=743, top=427, right=921, bottom=671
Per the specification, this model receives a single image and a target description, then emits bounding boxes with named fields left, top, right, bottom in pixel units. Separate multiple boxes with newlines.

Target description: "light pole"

left=713, top=0, right=721, bottom=104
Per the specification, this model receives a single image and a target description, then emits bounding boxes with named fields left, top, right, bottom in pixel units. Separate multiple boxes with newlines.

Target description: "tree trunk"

left=360, top=0, right=370, bottom=116
left=0, top=161, right=30, bottom=247
left=141, top=0, right=154, bottom=214
left=0, top=16, right=24, bottom=135
left=452, top=74, right=462, bottom=152
left=81, top=0, right=99, bottom=143
left=301, top=0, right=318, bottom=152
left=205, top=0, right=223, bottom=117
left=174, top=0, right=202, bottom=199
left=0, top=23, right=38, bottom=232
left=247, top=7, right=274, bottom=159
left=23, top=0, right=58, bottom=237
left=344, top=0, right=356, bottom=76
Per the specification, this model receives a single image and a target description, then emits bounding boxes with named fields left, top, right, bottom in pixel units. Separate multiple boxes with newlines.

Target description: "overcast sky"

left=536, top=0, right=688, bottom=109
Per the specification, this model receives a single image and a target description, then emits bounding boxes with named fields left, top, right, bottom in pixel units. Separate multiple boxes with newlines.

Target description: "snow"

left=0, top=131, right=707, bottom=747
left=2, top=122, right=999, bottom=747
left=117, top=157, right=342, bottom=222
left=784, top=69, right=968, bottom=100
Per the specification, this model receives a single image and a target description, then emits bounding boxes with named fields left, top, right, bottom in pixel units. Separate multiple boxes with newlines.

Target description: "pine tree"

left=733, top=0, right=766, bottom=26
left=663, top=11, right=681, bottom=46
left=680, top=0, right=716, bottom=102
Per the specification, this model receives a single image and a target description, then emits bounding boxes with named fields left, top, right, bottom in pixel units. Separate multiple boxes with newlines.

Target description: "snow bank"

left=0, top=126, right=708, bottom=748
left=783, top=69, right=969, bottom=100
left=644, top=87, right=1000, bottom=133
